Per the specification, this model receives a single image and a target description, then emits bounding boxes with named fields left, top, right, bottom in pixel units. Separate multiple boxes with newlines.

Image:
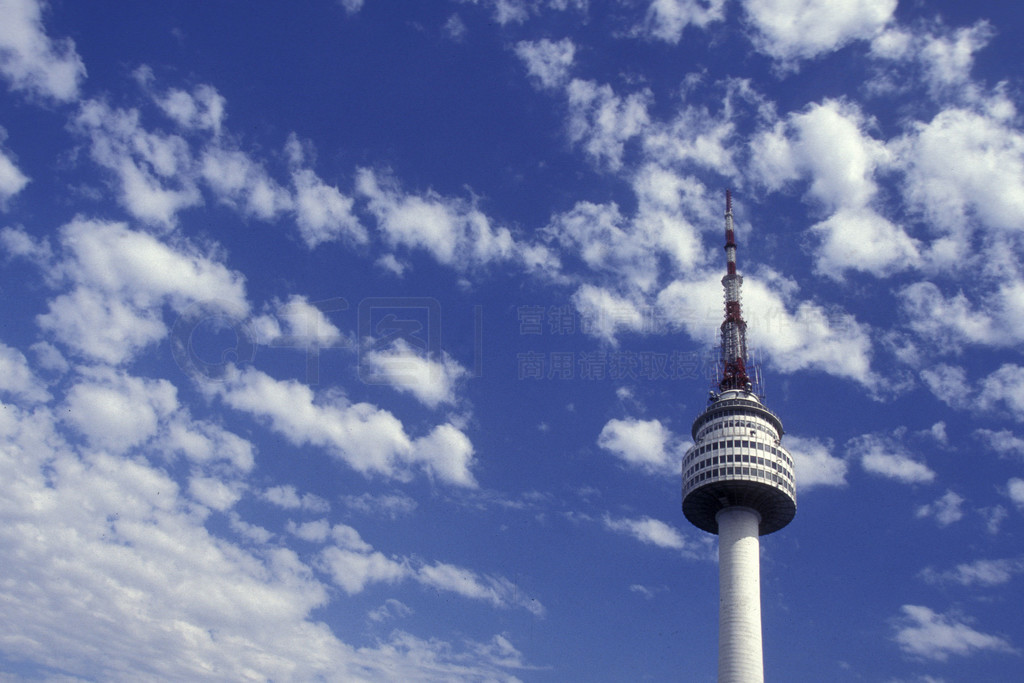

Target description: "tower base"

left=717, top=506, right=763, bottom=683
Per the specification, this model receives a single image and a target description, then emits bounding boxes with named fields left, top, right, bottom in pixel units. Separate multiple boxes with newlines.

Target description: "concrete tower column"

left=716, top=506, right=763, bottom=683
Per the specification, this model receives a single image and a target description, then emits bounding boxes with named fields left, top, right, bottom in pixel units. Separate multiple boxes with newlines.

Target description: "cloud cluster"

left=356, top=168, right=542, bottom=270
left=317, top=522, right=544, bottom=615
left=2, top=219, right=248, bottom=365
left=921, top=557, right=1024, bottom=587
left=214, top=366, right=478, bottom=487
left=922, top=363, right=1024, bottom=422
left=893, top=605, right=1016, bottom=661
left=362, top=339, right=469, bottom=409
left=743, top=0, right=896, bottom=64
left=636, top=0, right=726, bottom=44
left=0, top=0, right=86, bottom=101
left=846, top=433, right=935, bottom=484
left=515, top=38, right=575, bottom=90
left=658, top=270, right=877, bottom=387
left=915, top=490, right=965, bottom=527
left=785, top=435, right=847, bottom=489
left=603, top=514, right=712, bottom=560
left=597, top=417, right=680, bottom=475
left=0, top=138, right=29, bottom=204
left=749, top=99, right=918, bottom=279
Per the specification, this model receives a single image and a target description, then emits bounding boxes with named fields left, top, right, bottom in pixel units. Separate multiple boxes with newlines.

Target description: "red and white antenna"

left=719, top=189, right=751, bottom=393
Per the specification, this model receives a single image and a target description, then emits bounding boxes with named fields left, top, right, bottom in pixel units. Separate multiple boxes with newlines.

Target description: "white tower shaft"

left=716, top=507, right=764, bottom=683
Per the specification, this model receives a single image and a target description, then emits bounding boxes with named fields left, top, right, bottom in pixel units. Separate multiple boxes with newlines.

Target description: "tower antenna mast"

left=719, top=189, right=750, bottom=393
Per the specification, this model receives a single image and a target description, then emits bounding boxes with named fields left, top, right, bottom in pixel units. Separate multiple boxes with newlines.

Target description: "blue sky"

left=1, top=0, right=1023, bottom=680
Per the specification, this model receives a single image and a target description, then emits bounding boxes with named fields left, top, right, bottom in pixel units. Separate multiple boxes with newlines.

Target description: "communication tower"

left=681, top=191, right=796, bottom=683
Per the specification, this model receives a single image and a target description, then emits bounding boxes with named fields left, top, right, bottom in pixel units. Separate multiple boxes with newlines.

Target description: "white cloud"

left=39, top=287, right=166, bottom=366
left=546, top=201, right=658, bottom=292
left=368, top=598, right=412, bottom=623
left=444, top=14, right=467, bottom=41
left=658, top=271, right=878, bottom=387
left=847, top=433, right=935, bottom=484
left=922, top=364, right=1024, bottom=422
left=916, top=490, right=964, bottom=526
left=30, top=340, right=68, bottom=373
left=316, top=527, right=544, bottom=615
left=357, top=168, right=518, bottom=268
left=983, top=505, right=1009, bottom=535
left=785, top=435, right=847, bottom=489
left=341, top=491, right=418, bottom=519
left=920, top=363, right=971, bottom=410
left=976, top=429, right=1024, bottom=459
left=810, top=208, right=919, bottom=279
left=63, top=367, right=178, bottom=454
left=164, top=417, right=255, bottom=472
left=860, top=451, right=935, bottom=484
left=1008, top=478, right=1024, bottom=508
left=375, top=253, right=406, bottom=276
left=542, top=168, right=709, bottom=291
left=152, top=81, right=227, bottom=135
left=566, top=79, right=651, bottom=170
left=0, top=223, right=49, bottom=260
left=636, top=0, right=726, bottom=44
left=288, top=519, right=331, bottom=543
left=249, top=295, right=348, bottom=349
left=57, top=219, right=247, bottom=315
left=0, top=398, right=368, bottom=680
left=643, top=105, right=739, bottom=178
left=417, top=562, right=544, bottom=615
left=603, top=514, right=712, bottom=559
left=977, top=365, right=1024, bottom=421
left=362, top=339, right=469, bottom=409
left=0, top=0, right=86, bottom=101
left=573, top=284, right=647, bottom=342
left=515, top=38, right=575, bottom=89
left=0, top=340, right=50, bottom=403
left=74, top=100, right=202, bottom=228
left=338, top=0, right=364, bottom=15
left=899, top=283, right=997, bottom=351
left=188, top=474, right=243, bottom=511
left=922, top=557, right=1024, bottom=587
left=200, top=146, right=293, bottom=220
left=870, top=21, right=995, bottom=99
left=0, top=143, right=29, bottom=204
left=356, top=630, right=534, bottom=680
left=467, top=0, right=530, bottom=25
left=893, top=605, right=1016, bottom=661
left=926, top=422, right=947, bottom=445
left=260, top=485, right=331, bottom=513
left=291, top=168, right=367, bottom=248
left=743, top=0, right=896, bottom=63
left=917, top=22, right=993, bottom=93
left=214, top=366, right=477, bottom=487
left=411, top=422, right=477, bottom=487
left=31, top=219, right=248, bottom=365
left=597, top=417, right=677, bottom=475
left=749, top=99, right=918, bottom=278
left=331, top=523, right=374, bottom=552
left=894, top=107, right=1024, bottom=239
left=603, top=515, right=682, bottom=550
left=320, top=545, right=409, bottom=594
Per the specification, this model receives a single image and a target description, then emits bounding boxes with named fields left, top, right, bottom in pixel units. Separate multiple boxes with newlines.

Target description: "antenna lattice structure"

left=681, top=192, right=796, bottom=683
left=719, top=190, right=750, bottom=393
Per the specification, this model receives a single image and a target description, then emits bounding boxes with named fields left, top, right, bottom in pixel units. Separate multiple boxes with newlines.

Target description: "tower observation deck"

left=682, top=191, right=796, bottom=683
